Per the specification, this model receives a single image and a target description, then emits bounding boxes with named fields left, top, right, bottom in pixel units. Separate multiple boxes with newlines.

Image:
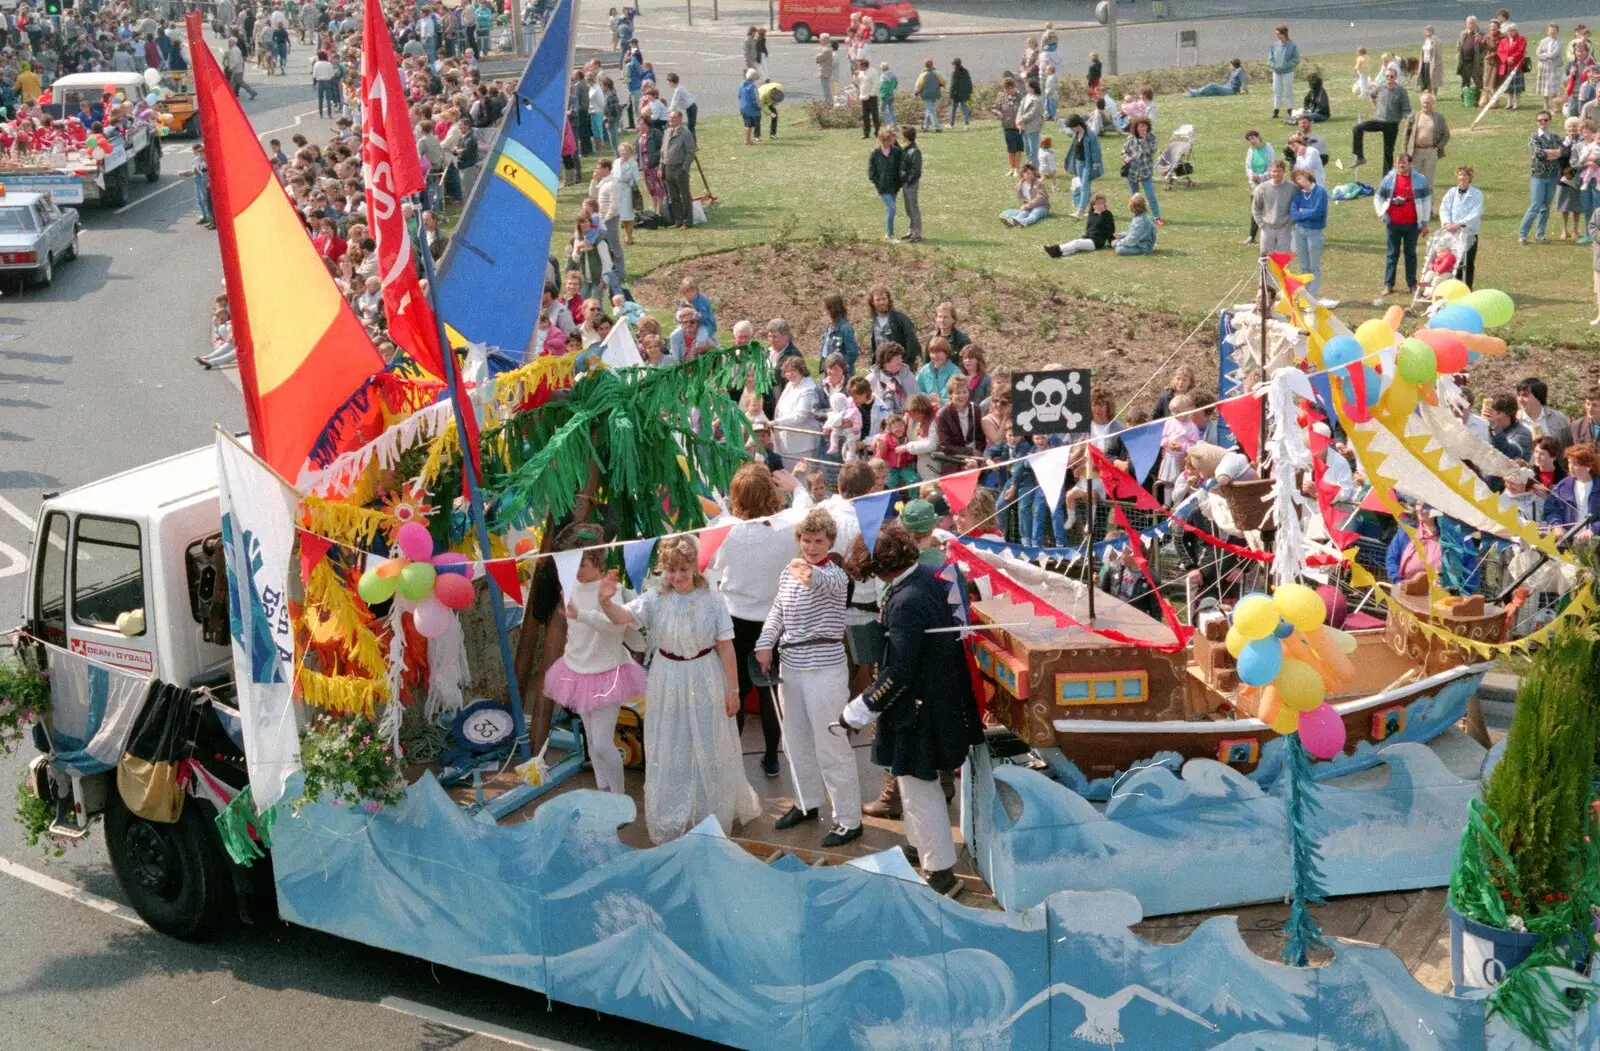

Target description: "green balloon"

left=357, top=569, right=397, bottom=604
left=1396, top=338, right=1437, bottom=385
left=1459, top=288, right=1514, bottom=328
left=397, top=561, right=437, bottom=600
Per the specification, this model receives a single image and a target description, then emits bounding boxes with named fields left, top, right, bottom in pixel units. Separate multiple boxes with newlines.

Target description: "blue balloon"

left=1274, top=619, right=1295, bottom=639
left=1322, top=335, right=1363, bottom=368
left=1430, top=304, right=1485, bottom=335
left=1335, top=364, right=1384, bottom=410
left=1237, top=637, right=1284, bottom=687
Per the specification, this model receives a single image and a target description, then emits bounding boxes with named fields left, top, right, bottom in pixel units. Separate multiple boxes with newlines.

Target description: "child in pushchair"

left=1411, top=225, right=1471, bottom=309
left=1158, top=124, right=1198, bottom=189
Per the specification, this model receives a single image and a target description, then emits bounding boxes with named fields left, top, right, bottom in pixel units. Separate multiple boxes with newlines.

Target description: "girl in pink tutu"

left=544, top=528, right=647, bottom=795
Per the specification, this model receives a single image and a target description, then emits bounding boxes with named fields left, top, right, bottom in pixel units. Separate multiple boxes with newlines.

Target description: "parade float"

left=6, top=3, right=1600, bottom=1048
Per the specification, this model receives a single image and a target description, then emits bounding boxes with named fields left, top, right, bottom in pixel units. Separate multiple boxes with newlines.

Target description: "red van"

left=778, top=0, right=921, bottom=44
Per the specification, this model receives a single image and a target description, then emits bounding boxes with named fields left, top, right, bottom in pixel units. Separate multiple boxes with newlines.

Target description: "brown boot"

left=862, top=770, right=901, bottom=819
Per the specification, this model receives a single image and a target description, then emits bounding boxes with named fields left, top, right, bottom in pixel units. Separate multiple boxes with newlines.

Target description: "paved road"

left=0, top=65, right=718, bottom=1051
left=581, top=0, right=1600, bottom=115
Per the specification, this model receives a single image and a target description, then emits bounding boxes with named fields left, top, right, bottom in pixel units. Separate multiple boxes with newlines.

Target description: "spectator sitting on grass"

left=1112, top=193, right=1157, bottom=255
left=1187, top=58, right=1247, bottom=97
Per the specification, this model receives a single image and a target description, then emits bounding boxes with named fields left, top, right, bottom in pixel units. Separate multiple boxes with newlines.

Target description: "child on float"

left=598, top=535, right=760, bottom=844
left=543, top=525, right=646, bottom=796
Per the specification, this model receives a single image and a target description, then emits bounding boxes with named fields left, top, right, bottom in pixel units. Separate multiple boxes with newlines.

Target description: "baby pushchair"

left=1411, top=225, right=1472, bottom=310
left=1158, top=124, right=1198, bottom=189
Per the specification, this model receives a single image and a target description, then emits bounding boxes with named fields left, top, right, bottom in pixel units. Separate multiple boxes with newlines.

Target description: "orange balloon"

left=1412, top=328, right=1470, bottom=373
left=375, top=558, right=406, bottom=579
left=514, top=537, right=536, bottom=556
left=1309, top=627, right=1356, bottom=691
left=1456, top=332, right=1507, bottom=357
left=1383, top=306, right=1407, bottom=332
left=1259, top=685, right=1284, bottom=726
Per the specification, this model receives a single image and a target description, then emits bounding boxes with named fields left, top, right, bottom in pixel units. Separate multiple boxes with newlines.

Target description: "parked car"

left=778, top=0, right=920, bottom=43
left=0, top=192, right=80, bottom=289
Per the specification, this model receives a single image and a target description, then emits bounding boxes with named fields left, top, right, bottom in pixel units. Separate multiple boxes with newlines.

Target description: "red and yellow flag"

left=186, top=12, right=383, bottom=482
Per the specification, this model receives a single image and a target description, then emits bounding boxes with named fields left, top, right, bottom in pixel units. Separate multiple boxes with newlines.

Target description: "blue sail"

left=436, top=0, right=575, bottom=353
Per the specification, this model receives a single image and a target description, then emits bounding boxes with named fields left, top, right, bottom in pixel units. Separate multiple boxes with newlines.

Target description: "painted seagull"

left=1004, top=982, right=1219, bottom=1047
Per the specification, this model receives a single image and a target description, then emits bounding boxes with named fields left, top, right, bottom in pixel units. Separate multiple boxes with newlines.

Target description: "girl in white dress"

left=599, top=536, right=760, bottom=844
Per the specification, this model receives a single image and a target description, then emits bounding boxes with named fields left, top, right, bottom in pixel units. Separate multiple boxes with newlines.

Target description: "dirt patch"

left=632, top=241, right=1217, bottom=411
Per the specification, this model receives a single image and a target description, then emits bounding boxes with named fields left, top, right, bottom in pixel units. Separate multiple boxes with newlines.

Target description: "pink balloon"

left=1298, top=702, right=1348, bottom=760
left=396, top=521, right=434, bottom=562
left=434, top=572, right=475, bottom=611
left=413, top=596, right=452, bottom=638
left=432, top=551, right=471, bottom=577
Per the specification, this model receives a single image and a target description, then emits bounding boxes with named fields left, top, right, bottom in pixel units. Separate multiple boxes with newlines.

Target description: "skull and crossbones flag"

left=1011, top=369, right=1091, bottom=437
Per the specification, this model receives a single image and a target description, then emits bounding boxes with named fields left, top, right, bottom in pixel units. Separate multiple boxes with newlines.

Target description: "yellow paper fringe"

left=303, top=561, right=388, bottom=678
left=298, top=668, right=388, bottom=717
left=487, top=353, right=578, bottom=416
left=301, top=496, right=393, bottom=547
left=416, top=421, right=460, bottom=491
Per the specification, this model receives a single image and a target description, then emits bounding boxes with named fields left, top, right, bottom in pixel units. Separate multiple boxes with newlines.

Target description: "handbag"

left=1119, top=160, right=1131, bottom=178
left=630, top=184, right=643, bottom=212
left=1521, top=55, right=1532, bottom=74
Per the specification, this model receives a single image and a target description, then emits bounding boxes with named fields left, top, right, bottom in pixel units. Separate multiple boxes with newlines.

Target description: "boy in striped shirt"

left=756, top=509, right=863, bottom=847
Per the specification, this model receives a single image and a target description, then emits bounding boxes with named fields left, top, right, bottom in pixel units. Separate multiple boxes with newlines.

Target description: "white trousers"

left=1053, top=238, right=1098, bottom=256
left=898, top=773, right=956, bottom=872
left=776, top=661, right=862, bottom=828
left=582, top=705, right=626, bottom=795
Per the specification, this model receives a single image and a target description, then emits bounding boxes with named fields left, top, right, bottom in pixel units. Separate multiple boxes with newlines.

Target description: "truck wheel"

left=791, top=22, right=811, bottom=42
left=105, top=790, right=234, bottom=939
left=872, top=23, right=890, bottom=43
left=32, top=253, right=52, bottom=288
left=184, top=115, right=200, bottom=138
left=103, top=169, right=129, bottom=209
left=146, top=144, right=162, bottom=183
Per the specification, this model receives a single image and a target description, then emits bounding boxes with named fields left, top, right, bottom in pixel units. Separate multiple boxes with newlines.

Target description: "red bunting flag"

left=298, top=530, right=333, bottom=585
left=1216, top=393, right=1264, bottom=462
left=696, top=524, right=732, bottom=571
left=940, top=469, right=980, bottom=512
left=1110, top=502, right=1192, bottom=648
left=484, top=558, right=523, bottom=606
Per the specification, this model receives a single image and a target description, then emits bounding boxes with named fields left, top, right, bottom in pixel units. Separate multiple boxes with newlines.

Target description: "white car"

left=0, top=192, right=80, bottom=289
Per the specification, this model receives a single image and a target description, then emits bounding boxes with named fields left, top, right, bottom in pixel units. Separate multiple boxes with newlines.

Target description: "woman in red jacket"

left=1499, top=23, right=1529, bottom=109
left=933, top=374, right=985, bottom=474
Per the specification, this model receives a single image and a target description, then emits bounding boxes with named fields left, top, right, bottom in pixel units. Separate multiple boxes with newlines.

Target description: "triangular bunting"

left=600, top=319, right=645, bottom=369
left=484, top=558, right=523, bottom=606
left=298, top=530, right=333, bottom=586
left=622, top=537, right=657, bottom=590
left=1358, top=486, right=1390, bottom=513
left=696, top=524, right=732, bottom=571
left=1308, top=371, right=1337, bottom=421
left=1216, top=394, right=1264, bottom=462
left=1030, top=445, right=1074, bottom=514
left=1120, top=422, right=1163, bottom=486
left=854, top=491, right=893, bottom=554
left=940, top=470, right=980, bottom=513
left=553, top=549, right=584, bottom=602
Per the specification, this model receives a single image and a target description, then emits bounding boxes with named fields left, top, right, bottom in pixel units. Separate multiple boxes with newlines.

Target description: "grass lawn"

left=555, top=56, right=1598, bottom=405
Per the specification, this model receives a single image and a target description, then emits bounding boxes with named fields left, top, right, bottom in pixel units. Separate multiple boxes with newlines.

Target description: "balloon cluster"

left=1224, top=583, right=1359, bottom=760
left=356, top=522, right=475, bottom=638
left=86, top=134, right=115, bottom=158
left=1320, top=289, right=1513, bottom=426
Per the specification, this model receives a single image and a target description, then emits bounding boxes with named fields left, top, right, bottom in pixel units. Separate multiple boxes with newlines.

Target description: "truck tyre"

left=872, top=22, right=890, bottom=43
left=32, top=252, right=51, bottom=288
left=103, top=168, right=129, bottom=209
left=145, top=143, right=161, bottom=183
left=105, top=790, right=234, bottom=939
left=791, top=22, right=811, bottom=42
left=184, top=115, right=200, bottom=138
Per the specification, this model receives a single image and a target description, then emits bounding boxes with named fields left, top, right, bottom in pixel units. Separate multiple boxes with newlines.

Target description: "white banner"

left=216, top=434, right=302, bottom=811
left=45, top=644, right=151, bottom=775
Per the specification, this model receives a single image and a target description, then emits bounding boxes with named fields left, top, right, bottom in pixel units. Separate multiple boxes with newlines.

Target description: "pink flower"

left=362, top=800, right=381, bottom=814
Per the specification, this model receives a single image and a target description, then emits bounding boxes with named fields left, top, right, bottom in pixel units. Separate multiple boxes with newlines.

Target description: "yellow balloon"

left=1323, top=626, right=1359, bottom=655
left=1380, top=380, right=1420, bottom=420
left=1355, top=318, right=1396, bottom=354
left=1273, top=582, right=1326, bottom=633
left=1270, top=705, right=1301, bottom=735
left=1277, top=658, right=1328, bottom=712
left=1233, top=594, right=1280, bottom=642
left=1432, top=278, right=1471, bottom=301
left=1225, top=626, right=1246, bottom=658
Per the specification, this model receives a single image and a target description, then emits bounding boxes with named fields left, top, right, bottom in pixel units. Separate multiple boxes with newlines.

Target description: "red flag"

left=696, top=524, right=732, bottom=571
left=484, top=558, right=523, bottom=606
left=1110, top=502, right=1192, bottom=648
left=298, top=530, right=333, bottom=586
left=1216, top=393, right=1264, bottom=462
left=361, top=0, right=446, bottom=381
left=185, top=12, right=383, bottom=482
left=940, top=469, right=980, bottom=512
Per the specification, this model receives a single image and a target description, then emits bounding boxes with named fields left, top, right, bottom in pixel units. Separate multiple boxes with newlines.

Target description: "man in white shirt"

left=593, top=157, right=626, bottom=282
left=820, top=461, right=875, bottom=556
left=418, top=6, right=438, bottom=63
left=665, top=71, right=698, bottom=133
left=1288, top=133, right=1325, bottom=188
left=1438, top=163, right=1484, bottom=287
left=856, top=59, right=881, bottom=139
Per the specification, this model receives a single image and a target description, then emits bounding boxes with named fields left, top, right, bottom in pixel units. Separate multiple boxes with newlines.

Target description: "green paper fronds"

left=214, top=785, right=275, bottom=867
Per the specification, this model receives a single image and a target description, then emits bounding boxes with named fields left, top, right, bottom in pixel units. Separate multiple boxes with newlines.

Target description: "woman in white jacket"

left=772, top=355, right=822, bottom=470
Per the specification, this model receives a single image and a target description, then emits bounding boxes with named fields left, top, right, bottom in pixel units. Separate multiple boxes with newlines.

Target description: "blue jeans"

left=1127, top=174, right=1160, bottom=219
left=921, top=98, right=939, bottom=129
left=1520, top=175, right=1558, bottom=238
left=879, top=191, right=897, bottom=236
left=1072, top=173, right=1094, bottom=212
left=1384, top=222, right=1419, bottom=289
left=194, top=173, right=213, bottom=222
left=1293, top=225, right=1324, bottom=295
left=1025, top=488, right=1068, bottom=547
left=1002, top=205, right=1049, bottom=225
left=1044, top=77, right=1058, bottom=120
left=1022, top=130, right=1040, bottom=167
left=1187, top=83, right=1235, bottom=97
left=946, top=100, right=970, bottom=127
left=881, top=99, right=897, bottom=127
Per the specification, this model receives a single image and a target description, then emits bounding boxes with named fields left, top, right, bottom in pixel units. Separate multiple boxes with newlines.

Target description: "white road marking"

left=112, top=178, right=189, bottom=215
left=0, top=536, right=24, bottom=578
left=0, top=855, right=147, bottom=927
left=378, top=997, right=586, bottom=1050
left=255, top=109, right=319, bottom=139
left=0, top=493, right=35, bottom=532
